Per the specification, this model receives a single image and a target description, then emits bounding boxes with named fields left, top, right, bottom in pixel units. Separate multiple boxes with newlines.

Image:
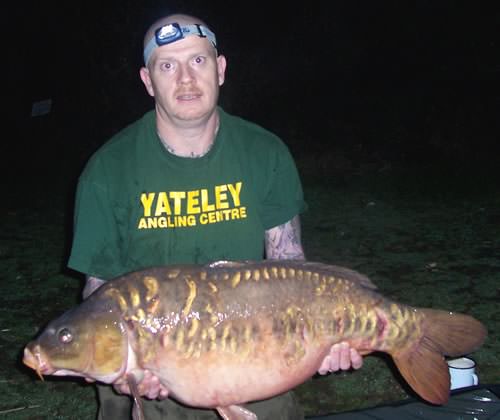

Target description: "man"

left=68, top=13, right=362, bottom=419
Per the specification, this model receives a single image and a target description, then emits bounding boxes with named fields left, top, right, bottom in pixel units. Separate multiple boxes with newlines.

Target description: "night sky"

left=6, top=1, right=500, bottom=175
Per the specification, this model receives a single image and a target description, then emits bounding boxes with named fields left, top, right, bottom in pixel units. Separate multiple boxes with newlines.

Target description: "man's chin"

left=173, top=107, right=215, bottom=123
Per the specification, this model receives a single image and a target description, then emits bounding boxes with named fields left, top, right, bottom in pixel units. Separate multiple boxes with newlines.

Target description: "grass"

left=295, top=165, right=500, bottom=414
left=1, top=162, right=499, bottom=418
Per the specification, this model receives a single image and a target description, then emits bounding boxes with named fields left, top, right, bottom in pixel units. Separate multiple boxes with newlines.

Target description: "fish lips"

left=23, top=344, right=55, bottom=379
left=22, top=342, right=126, bottom=383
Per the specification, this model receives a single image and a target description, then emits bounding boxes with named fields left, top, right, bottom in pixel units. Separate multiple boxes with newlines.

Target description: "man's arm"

left=265, top=216, right=363, bottom=373
left=265, top=215, right=305, bottom=260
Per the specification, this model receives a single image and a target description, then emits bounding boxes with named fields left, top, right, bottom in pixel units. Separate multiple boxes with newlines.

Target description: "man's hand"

left=113, top=370, right=169, bottom=400
left=317, top=342, right=363, bottom=375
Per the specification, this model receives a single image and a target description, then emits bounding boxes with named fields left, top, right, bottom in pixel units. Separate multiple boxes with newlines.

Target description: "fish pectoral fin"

left=127, top=373, right=145, bottom=420
left=132, top=403, right=145, bottom=420
left=216, top=405, right=258, bottom=420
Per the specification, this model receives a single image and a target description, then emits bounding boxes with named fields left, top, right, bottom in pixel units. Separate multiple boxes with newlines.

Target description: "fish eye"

left=58, top=328, right=73, bottom=344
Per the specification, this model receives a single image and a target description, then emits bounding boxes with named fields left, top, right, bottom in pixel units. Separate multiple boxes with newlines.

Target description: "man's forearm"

left=265, top=215, right=305, bottom=260
left=83, top=276, right=106, bottom=299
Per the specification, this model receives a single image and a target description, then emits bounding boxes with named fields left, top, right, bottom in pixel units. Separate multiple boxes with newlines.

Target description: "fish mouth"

left=23, top=344, right=54, bottom=379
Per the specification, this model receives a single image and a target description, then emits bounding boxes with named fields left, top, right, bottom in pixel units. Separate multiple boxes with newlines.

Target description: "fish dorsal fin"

left=216, top=405, right=258, bottom=420
left=205, top=260, right=377, bottom=290
left=206, top=260, right=250, bottom=268
left=330, top=265, right=377, bottom=290
left=303, top=262, right=378, bottom=290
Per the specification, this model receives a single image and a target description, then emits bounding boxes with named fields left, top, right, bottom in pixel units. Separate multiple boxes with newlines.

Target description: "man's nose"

left=177, top=63, right=195, bottom=84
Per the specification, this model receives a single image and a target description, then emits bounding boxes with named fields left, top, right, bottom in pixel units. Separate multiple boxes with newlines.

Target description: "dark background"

left=1, top=4, right=499, bottom=416
left=5, top=0, right=500, bottom=180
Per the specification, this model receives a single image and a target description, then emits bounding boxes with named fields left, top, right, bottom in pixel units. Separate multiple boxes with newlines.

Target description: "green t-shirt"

left=68, top=108, right=306, bottom=280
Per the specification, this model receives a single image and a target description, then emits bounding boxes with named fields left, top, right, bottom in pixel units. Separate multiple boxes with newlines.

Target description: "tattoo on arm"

left=265, top=215, right=305, bottom=260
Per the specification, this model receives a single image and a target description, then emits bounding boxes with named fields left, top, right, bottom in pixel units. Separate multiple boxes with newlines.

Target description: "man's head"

left=140, top=14, right=226, bottom=124
left=143, top=16, right=217, bottom=66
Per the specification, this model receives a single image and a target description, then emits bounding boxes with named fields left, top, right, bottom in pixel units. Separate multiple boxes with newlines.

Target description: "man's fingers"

left=158, top=385, right=170, bottom=400
left=139, top=373, right=160, bottom=399
left=338, top=342, right=351, bottom=370
left=132, top=371, right=169, bottom=400
left=317, top=342, right=364, bottom=374
left=114, top=382, right=131, bottom=395
left=350, top=348, right=363, bottom=370
left=317, top=354, right=332, bottom=375
left=328, top=343, right=341, bottom=371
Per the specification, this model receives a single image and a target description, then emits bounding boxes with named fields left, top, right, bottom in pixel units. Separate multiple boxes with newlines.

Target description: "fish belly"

left=148, top=333, right=331, bottom=408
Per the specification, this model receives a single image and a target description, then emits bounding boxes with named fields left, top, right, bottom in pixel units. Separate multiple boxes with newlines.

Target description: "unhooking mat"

left=308, top=385, right=500, bottom=420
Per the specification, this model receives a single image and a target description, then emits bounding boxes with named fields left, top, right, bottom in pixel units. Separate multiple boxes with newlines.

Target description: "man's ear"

left=140, top=67, right=155, bottom=97
left=216, top=54, right=227, bottom=86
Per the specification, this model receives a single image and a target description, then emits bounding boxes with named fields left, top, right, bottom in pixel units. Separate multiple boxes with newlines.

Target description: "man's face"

left=140, top=35, right=226, bottom=124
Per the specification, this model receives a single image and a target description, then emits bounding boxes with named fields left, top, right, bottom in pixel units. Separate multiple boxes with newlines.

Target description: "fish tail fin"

left=392, top=309, right=487, bottom=405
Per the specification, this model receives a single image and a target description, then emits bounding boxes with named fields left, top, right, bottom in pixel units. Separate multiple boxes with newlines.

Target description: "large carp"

left=23, top=260, right=486, bottom=419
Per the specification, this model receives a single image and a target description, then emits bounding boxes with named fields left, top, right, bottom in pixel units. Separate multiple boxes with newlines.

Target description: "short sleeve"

left=67, top=164, right=122, bottom=280
left=259, top=143, right=307, bottom=229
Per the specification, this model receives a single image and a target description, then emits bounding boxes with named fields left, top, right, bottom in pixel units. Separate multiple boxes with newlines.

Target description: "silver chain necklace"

left=157, top=120, right=219, bottom=158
